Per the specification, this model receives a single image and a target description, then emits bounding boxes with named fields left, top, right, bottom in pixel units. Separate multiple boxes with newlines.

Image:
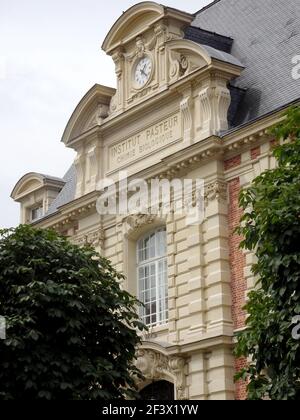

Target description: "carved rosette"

left=205, top=180, right=228, bottom=205
left=136, top=349, right=188, bottom=400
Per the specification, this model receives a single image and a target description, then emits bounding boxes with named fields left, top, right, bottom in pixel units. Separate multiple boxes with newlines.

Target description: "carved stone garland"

left=136, top=349, right=188, bottom=400
left=72, top=228, right=104, bottom=251
left=205, top=180, right=228, bottom=205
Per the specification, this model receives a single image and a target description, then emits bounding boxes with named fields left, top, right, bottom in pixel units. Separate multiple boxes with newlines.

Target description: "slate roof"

left=191, top=0, right=300, bottom=128
left=44, top=165, right=77, bottom=217
left=184, top=26, right=233, bottom=54
left=43, top=0, right=300, bottom=218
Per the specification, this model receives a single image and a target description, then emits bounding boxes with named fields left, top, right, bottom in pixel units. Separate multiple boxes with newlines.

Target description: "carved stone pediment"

left=136, top=348, right=188, bottom=400
left=62, top=84, right=115, bottom=146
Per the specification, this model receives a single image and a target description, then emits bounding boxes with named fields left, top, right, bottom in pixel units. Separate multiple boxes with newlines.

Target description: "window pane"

left=31, top=205, right=43, bottom=221
left=156, top=229, right=167, bottom=257
left=137, top=229, right=168, bottom=327
left=149, top=233, right=155, bottom=258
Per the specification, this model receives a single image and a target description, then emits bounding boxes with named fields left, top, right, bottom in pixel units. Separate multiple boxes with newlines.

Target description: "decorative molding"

left=121, top=213, right=167, bottom=240
left=123, top=214, right=157, bottom=235
left=112, top=49, right=125, bottom=78
left=109, top=95, right=117, bottom=114
left=125, top=213, right=157, bottom=230
left=180, top=95, right=193, bottom=143
left=52, top=202, right=97, bottom=231
left=126, top=36, right=156, bottom=63
left=136, top=349, right=188, bottom=400
left=179, top=55, right=189, bottom=77
left=84, top=104, right=109, bottom=131
left=136, top=36, right=146, bottom=58
left=72, top=227, right=104, bottom=249
left=216, top=87, right=232, bottom=132
left=205, top=180, right=228, bottom=204
left=130, top=86, right=153, bottom=102
left=224, top=130, right=270, bottom=154
left=198, top=85, right=231, bottom=138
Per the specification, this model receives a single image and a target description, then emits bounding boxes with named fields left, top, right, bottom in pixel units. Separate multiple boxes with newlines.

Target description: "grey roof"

left=198, top=43, right=244, bottom=68
left=43, top=0, right=300, bottom=217
left=45, top=165, right=77, bottom=217
left=192, top=0, right=300, bottom=128
left=184, top=26, right=233, bottom=54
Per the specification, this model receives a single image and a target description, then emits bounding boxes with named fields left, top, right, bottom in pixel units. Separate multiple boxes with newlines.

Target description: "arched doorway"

left=140, top=380, right=175, bottom=400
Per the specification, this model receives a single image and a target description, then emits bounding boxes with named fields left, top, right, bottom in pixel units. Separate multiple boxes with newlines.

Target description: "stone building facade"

left=11, top=0, right=300, bottom=400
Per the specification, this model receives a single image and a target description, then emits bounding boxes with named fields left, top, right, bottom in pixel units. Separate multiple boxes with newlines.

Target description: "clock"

left=134, top=56, right=152, bottom=89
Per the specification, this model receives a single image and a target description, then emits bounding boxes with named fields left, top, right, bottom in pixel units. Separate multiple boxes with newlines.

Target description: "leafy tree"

left=235, top=106, right=300, bottom=400
left=0, top=225, right=145, bottom=400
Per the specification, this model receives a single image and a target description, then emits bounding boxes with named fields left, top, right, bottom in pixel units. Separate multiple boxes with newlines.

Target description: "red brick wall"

left=234, top=358, right=248, bottom=401
left=225, top=155, right=242, bottom=171
left=228, top=173, right=247, bottom=400
left=251, top=147, right=261, bottom=160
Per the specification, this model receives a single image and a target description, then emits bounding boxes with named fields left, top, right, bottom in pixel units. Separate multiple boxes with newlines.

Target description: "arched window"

left=137, top=228, right=168, bottom=327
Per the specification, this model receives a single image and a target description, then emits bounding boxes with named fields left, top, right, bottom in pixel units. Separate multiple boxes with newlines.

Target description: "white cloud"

left=0, top=0, right=210, bottom=228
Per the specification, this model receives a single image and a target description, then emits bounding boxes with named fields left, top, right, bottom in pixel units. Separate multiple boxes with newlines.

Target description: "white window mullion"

left=137, top=228, right=168, bottom=327
left=156, top=259, right=160, bottom=325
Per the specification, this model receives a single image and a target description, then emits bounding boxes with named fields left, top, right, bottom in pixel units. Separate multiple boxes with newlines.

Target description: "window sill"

left=139, top=323, right=169, bottom=340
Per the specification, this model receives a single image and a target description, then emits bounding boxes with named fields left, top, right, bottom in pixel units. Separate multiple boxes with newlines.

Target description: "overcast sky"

left=0, top=0, right=210, bottom=228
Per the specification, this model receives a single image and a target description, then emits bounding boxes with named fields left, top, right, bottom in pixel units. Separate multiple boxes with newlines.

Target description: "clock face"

left=134, top=56, right=152, bottom=88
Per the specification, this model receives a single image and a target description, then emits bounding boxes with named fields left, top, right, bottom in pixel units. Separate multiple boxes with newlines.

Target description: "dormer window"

left=30, top=205, right=43, bottom=222
left=11, top=172, right=65, bottom=225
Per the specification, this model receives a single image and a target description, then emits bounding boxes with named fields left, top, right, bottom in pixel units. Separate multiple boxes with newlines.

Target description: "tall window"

left=137, top=228, right=168, bottom=327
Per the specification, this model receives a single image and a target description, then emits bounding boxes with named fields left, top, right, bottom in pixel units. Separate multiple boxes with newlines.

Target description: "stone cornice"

left=33, top=191, right=99, bottom=230
left=140, top=334, right=234, bottom=357
left=222, top=108, right=286, bottom=157
left=33, top=113, right=283, bottom=231
left=136, top=135, right=223, bottom=183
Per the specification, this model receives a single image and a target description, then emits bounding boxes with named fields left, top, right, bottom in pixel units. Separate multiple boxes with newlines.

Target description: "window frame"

left=30, top=204, right=44, bottom=222
left=136, top=227, right=168, bottom=327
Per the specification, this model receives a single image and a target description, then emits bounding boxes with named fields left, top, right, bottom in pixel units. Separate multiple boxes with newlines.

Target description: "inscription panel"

left=109, top=113, right=181, bottom=170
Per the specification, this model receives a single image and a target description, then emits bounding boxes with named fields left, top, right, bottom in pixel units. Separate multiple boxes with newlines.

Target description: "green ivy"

left=235, top=106, right=300, bottom=400
left=0, top=225, right=146, bottom=400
